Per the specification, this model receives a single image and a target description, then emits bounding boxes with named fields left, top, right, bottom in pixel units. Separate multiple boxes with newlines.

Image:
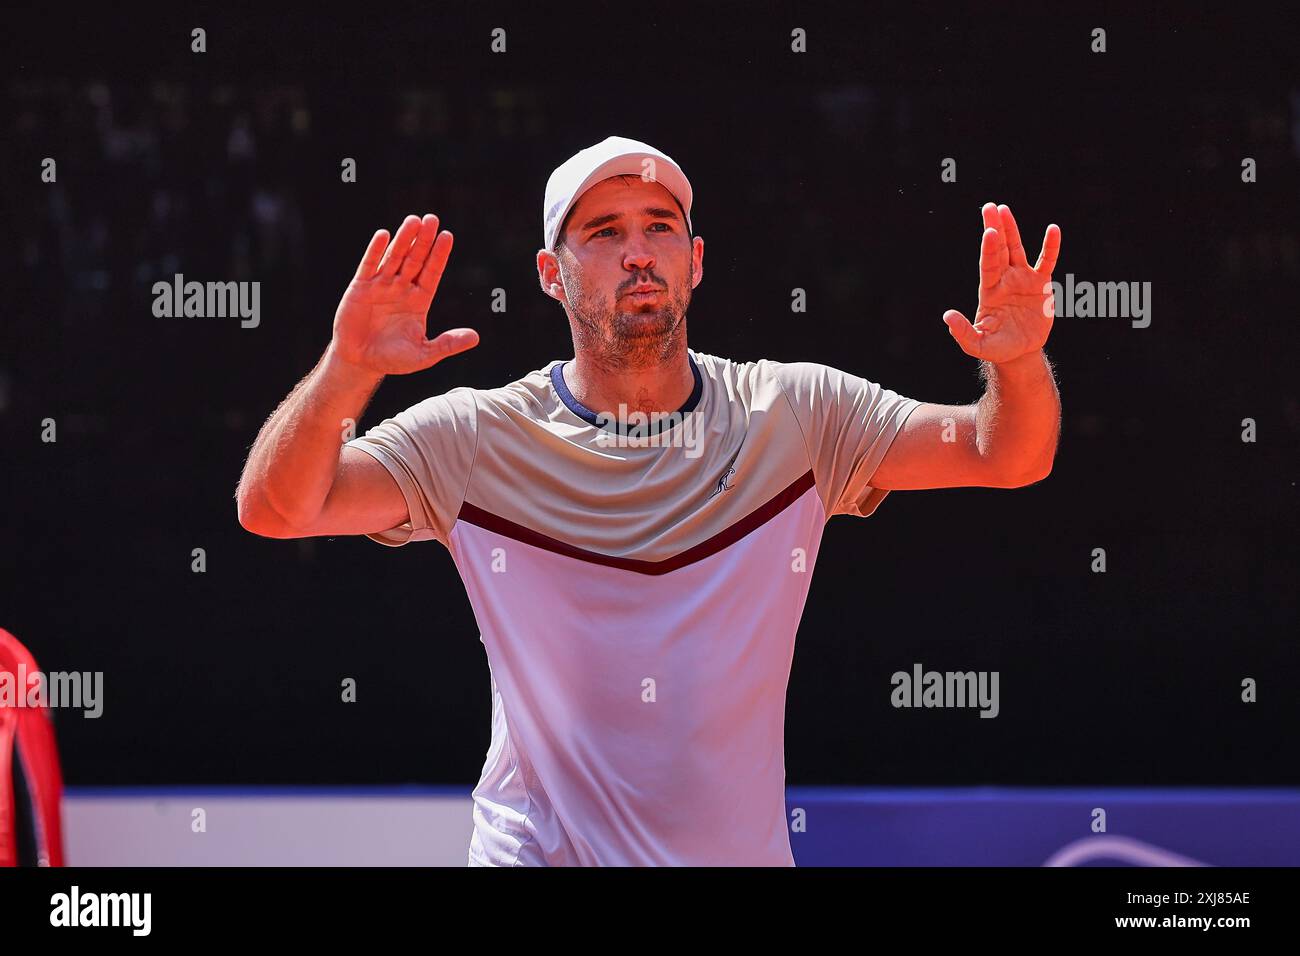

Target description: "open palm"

left=943, top=203, right=1062, bottom=363
left=333, top=213, right=478, bottom=376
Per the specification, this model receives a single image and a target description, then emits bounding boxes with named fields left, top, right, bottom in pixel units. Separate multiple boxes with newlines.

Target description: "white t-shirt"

left=346, top=348, right=921, bottom=865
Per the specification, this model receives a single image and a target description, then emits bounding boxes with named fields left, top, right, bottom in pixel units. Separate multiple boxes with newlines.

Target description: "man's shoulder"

left=437, top=359, right=565, bottom=423
left=690, top=349, right=816, bottom=379
left=688, top=348, right=781, bottom=387
left=690, top=349, right=814, bottom=403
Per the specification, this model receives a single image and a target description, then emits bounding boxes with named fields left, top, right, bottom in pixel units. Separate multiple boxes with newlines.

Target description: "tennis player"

left=236, top=136, right=1062, bottom=866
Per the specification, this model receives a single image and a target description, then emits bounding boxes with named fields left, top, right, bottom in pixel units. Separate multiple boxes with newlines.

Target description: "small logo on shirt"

left=707, top=467, right=736, bottom=500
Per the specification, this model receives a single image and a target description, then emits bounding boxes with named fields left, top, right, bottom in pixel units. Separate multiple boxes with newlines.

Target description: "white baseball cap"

left=542, top=135, right=694, bottom=252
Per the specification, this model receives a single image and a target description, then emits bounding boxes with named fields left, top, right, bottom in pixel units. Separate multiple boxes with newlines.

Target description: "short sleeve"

left=343, top=386, right=479, bottom=547
left=768, top=360, right=922, bottom=518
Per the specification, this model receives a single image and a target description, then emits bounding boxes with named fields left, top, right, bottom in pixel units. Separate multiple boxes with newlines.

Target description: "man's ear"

left=537, top=248, right=566, bottom=302
left=690, top=236, right=704, bottom=289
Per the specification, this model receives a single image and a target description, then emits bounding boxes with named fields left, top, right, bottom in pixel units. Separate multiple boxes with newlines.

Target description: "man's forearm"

left=974, top=349, right=1060, bottom=484
left=237, top=344, right=384, bottom=528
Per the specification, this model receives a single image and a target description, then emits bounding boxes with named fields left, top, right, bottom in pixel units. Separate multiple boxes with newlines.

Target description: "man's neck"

left=565, top=344, right=695, bottom=419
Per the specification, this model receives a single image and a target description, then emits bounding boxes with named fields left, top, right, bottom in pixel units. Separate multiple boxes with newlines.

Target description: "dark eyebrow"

left=578, top=206, right=683, bottom=233
left=578, top=212, right=621, bottom=232
left=642, top=206, right=682, bottom=222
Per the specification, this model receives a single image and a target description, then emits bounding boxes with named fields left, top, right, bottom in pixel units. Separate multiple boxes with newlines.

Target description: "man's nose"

left=623, top=244, right=655, bottom=272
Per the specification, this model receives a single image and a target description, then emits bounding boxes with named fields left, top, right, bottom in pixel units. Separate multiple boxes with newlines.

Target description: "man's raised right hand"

left=331, top=213, right=480, bottom=376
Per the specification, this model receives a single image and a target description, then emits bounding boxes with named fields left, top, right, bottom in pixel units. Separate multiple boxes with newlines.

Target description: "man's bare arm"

left=235, top=213, right=478, bottom=538
left=236, top=347, right=397, bottom=536
left=871, top=351, right=1060, bottom=490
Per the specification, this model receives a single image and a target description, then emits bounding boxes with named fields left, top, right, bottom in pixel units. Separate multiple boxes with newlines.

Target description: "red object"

left=0, top=629, right=66, bottom=866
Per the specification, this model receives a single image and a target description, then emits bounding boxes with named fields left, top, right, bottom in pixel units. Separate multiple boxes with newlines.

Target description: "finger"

left=1033, top=223, right=1062, bottom=276
left=377, top=215, right=423, bottom=278
left=997, top=204, right=1028, bottom=267
left=418, top=327, right=480, bottom=369
left=979, top=227, right=1007, bottom=289
left=398, top=214, right=441, bottom=283
left=981, top=202, right=1000, bottom=232
left=943, top=309, right=983, bottom=358
left=354, top=229, right=390, bottom=280
left=415, top=230, right=455, bottom=295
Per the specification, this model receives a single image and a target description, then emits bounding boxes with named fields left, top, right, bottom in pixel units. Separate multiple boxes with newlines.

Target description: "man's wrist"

left=989, top=349, right=1049, bottom=384
left=322, top=342, right=385, bottom=393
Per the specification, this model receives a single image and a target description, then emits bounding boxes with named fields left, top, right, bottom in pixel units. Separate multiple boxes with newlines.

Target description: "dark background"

left=3, top=3, right=1296, bottom=787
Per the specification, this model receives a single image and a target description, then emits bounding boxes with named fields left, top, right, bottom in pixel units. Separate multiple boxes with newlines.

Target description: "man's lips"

left=624, top=286, right=664, bottom=299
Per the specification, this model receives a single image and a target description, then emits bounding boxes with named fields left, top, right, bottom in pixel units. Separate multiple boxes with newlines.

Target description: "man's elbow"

left=235, top=495, right=272, bottom=537
left=1001, top=457, right=1054, bottom=488
left=236, top=490, right=302, bottom=539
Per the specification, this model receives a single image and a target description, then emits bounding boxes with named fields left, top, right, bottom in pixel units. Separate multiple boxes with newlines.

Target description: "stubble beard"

left=565, top=268, right=693, bottom=372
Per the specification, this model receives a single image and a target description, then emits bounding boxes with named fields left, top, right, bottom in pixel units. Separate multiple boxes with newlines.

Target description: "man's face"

left=539, top=175, right=704, bottom=366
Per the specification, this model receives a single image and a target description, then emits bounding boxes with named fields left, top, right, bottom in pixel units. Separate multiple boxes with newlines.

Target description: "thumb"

left=419, top=327, right=480, bottom=369
left=943, top=310, right=983, bottom=357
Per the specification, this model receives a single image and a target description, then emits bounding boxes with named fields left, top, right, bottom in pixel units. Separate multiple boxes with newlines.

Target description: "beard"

left=563, top=262, right=693, bottom=371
